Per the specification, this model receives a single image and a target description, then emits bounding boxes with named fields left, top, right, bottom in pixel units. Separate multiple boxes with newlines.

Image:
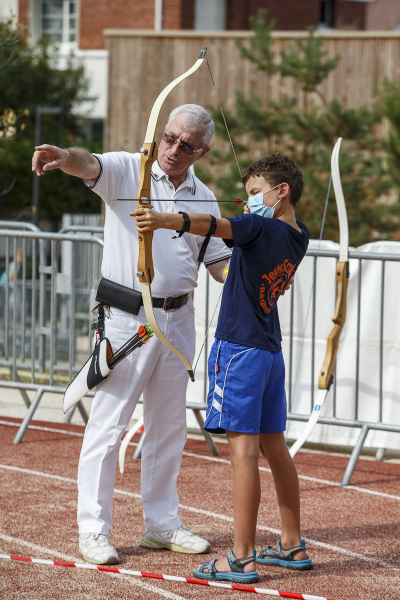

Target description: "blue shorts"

left=203, top=339, right=287, bottom=435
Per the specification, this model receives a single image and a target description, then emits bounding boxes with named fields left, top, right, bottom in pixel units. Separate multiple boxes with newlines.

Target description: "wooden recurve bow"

left=136, top=48, right=207, bottom=383
left=290, top=138, right=349, bottom=457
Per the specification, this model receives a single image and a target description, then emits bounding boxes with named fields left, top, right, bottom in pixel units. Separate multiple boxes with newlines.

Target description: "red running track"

left=0, top=416, right=399, bottom=600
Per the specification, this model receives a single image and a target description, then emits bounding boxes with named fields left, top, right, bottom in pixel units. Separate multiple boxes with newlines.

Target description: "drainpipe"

left=154, top=0, right=163, bottom=31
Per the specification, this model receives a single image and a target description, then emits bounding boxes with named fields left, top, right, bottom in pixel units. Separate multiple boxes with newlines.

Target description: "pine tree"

left=198, top=11, right=397, bottom=246
left=380, top=78, right=400, bottom=194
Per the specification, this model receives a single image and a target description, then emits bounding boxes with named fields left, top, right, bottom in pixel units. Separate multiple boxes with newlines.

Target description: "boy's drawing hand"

left=244, top=202, right=250, bottom=214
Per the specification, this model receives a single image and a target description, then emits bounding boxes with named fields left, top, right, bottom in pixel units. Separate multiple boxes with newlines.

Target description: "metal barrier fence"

left=1, top=223, right=400, bottom=481
left=0, top=225, right=103, bottom=377
left=0, top=224, right=218, bottom=456
left=285, top=247, right=400, bottom=485
left=0, top=226, right=104, bottom=429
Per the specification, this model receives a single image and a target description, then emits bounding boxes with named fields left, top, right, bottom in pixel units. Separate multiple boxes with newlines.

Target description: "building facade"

left=2, top=0, right=399, bottom=123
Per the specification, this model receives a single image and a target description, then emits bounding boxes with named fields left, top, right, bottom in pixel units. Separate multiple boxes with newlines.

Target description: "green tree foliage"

left=200, top=10, right=398, bottom=246
left=380, top=78, right=400, bottom=193
left=0, top=107, right=28, bottom=140
left=0, top=20, right=101, bottom=223
left=237, top=11, right=278, bottom=75
left=279, top=27, right=340, bottom=93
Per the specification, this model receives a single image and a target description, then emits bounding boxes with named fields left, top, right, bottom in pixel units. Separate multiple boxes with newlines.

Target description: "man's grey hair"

left=167, top=104, right=215, bottom=147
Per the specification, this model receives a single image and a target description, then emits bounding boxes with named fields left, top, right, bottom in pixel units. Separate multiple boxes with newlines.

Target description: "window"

left=320, top=0, right=334, bottom=29
left=40, top=0, right=77, bottom=44
left=195, top=0, right=226, bottom=30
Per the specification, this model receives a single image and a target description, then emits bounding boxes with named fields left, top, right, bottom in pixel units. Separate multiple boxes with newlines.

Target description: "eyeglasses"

left=162, top=132, right=204, bottom=156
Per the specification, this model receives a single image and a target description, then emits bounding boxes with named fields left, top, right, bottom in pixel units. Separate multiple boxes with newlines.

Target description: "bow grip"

left=137, top=142, right=158, bottom=284
left=318, top=260, right=349, bottom=390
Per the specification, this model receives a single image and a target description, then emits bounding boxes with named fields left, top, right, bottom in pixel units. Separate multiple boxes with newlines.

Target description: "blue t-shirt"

left=215, top=214, right=309, bottom=352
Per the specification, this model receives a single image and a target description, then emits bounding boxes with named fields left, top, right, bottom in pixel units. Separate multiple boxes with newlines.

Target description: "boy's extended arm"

left=132, top=209, right=234, bottom=239
left=133, top=208, right=295, bottom=290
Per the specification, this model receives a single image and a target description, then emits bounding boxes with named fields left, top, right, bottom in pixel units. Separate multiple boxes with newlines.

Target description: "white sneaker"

left=79, top=533, right=119, bottom=565
left=141, top=525, right=211, bottom=554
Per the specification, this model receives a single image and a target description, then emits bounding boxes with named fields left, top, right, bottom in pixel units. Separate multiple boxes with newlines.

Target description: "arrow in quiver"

left=63, top=324, right=153, bottom=413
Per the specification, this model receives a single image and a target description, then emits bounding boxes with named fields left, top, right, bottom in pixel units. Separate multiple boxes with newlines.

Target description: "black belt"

left=149, top=293, right=189, bottom=311
left=96, top=278, right=190, bottom=315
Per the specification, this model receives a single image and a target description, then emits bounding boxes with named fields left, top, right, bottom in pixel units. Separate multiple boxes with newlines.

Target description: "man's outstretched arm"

left=32, top=144, right=100, bottom=180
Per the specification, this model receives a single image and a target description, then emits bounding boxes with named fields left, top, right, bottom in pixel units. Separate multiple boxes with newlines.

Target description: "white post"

left=154, top=0, right=163, bottom=31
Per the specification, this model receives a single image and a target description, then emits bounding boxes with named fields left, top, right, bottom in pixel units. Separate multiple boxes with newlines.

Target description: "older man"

left=32, top=104, right=232, bottom=564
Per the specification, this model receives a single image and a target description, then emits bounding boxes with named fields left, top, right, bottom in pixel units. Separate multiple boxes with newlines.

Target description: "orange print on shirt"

left=260, top=259, right=297, bottom=314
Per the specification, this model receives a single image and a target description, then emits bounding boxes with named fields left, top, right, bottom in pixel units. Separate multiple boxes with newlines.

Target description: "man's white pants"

left=77, top=301, right=196, bottom=535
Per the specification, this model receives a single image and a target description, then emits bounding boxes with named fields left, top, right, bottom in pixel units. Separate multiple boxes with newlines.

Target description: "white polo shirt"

left=84, top=152, right=231, bottom=296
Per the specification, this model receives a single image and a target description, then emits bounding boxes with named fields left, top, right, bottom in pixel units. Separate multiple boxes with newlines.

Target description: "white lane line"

left=0, top=420, right=84, bottom=437
left=0, top=463, right=77, bottom=483
left=183, top=450, right=400, bottom=501
left=1, top=463, right=399, bottom=572
left=0, top=533, right=188, bottom=600
left=0, top=533, right=83, bottom=561
left=2, top=419, right=399, bottom=502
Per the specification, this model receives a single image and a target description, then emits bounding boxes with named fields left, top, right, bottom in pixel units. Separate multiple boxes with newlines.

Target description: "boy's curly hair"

left=241, top=154, right=304, bottom=208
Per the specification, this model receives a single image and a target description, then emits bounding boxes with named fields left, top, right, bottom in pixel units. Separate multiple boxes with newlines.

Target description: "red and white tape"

left=0, top=554, right=334, bottom=600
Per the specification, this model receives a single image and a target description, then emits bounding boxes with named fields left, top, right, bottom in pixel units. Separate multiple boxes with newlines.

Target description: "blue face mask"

left=247, top=184, right=282, bottom=218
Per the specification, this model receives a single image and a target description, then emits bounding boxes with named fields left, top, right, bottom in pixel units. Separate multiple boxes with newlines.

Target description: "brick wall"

left=17, top=0, right=28, bottom=30
left=79, top=0, right=155, bottom=49
left=226, top=0, right=249, bottom=29
left=366, top=0, right=400, bottom=30
left=80, top=0, right=196, bottom=49
left=227, top=0, right=321, bottom=30
left=23, top=0, right=400, bottom=53
left=163, top=0, right=194, bottom=29
left=335, top=0, right=367, bottom=30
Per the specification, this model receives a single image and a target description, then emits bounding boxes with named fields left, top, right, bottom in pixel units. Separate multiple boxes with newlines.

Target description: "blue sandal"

left=193, top=549, right=259, bottom=583
left=256, top=539, right=313, bottom=570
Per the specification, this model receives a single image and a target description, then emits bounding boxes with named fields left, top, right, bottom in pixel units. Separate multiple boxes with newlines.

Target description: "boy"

left=133, top=154, right=311, bottom=583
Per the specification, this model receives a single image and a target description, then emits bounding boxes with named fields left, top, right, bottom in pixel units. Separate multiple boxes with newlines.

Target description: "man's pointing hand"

left=32, top=144, right=66, bottom=176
